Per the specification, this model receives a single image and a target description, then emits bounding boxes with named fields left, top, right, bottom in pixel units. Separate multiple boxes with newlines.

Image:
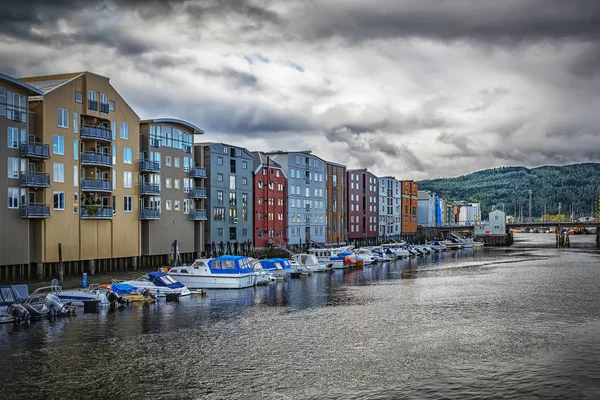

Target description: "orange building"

left=401, top=180, right=418, bottom=239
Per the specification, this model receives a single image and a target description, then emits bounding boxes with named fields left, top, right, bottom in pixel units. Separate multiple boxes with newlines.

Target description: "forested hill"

left=417, top=163, right=600, bottom=220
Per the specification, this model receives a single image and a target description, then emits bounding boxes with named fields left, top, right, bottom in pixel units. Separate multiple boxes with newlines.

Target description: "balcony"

left=81, top=152, right=112, bottom=167
left=190, top=168, right=207, bottom=178
left=81, top=207, right=113, bottom=219
left=20, top=204, right=50, bottom=219
left=20, top=172, right=51, bottom=188
left=140, top=208, right=161, bottom=220
left=190, top=188, right=207, bottom=199
left=100, top=103, right=109, bottom=114
left=88, top=100, right=98, bottom=111
left=81, top=125, right=112, bottom=142
left=139, top=160, right=160, bottom=172
left=140, top=183, right=160, bottom=195
left=189, top=210, right=207, bottom=221
left=81, top=179, right=112, bottom=192
left=20, top=142, right=50, bottom=159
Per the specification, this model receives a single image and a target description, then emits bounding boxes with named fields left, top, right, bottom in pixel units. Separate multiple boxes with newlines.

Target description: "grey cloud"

left=195, top=67, right=258, bottom=89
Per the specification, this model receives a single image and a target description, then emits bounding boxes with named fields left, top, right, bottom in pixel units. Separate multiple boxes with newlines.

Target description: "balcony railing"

left=140, top=208, right=161, bottom=220
left=140, top=183, right=160, bottom=195
left=20, top=204, right=50, bottom=219
left=81, top=207, right=113, bottom=219
left=189, top=210, right=207, bottom=221
left=80, top=125, right=112, bottom=142
left=190, top=188, right=207, bottom=199
left=20, top=171, right=51, bottom=188
left=81, top=179, right=112, bottom=192
left=88, top=100, right=98, bottom=111
left=81, top=152, right=112, bottom=167
left=139, top=160, right=160, bottom=172
left=100, top=103, right=109, bottom=114
left=190, top=168, right=207, bottom=178
left=20, top=142, right=50, bottom=159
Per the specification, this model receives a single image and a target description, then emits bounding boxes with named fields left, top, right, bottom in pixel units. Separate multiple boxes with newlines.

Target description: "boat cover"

left=111, top=283, right=139, bottom=295
left=261, top=258, right=292, bottom=271
left=208, top=255, right=253, bottom=274
left=148, top=272, right=186, bottom=288
left=0, top=285, right=29, bottom=306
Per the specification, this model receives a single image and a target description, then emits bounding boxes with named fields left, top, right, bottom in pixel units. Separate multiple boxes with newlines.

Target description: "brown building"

left=139, top=118, right=205, bottom=266
left=0, top=73, right=44, bottom=278
left=347, top=168, right=378, bottom=245
left=21, top=71, right=141, bottom=276
left=325, top=161, right=346, bottom=244
left=401, top=180, right=418, bottom=238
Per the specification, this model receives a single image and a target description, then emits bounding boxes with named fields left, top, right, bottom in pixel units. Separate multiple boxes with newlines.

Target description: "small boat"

left=22, top=286, right=74, bottom=319
left=258, top=258, right=294, bottom=279
left=121, top=272, right=192, bottom=296
left=370, top=247, right=392, bottom=261
left=354, top=248, right=377, bottom=265
left=167, top=256, right=254, bottom=289
left=0, top=285, right=30, bottom=323
left=444, top=239, right=463, bottom=249
left=109, top=283, right=156, bottom=303
left=428, top=241, right=448, bottom=252
left=330, top=251, right=358, bottom=269
left=291, top=254, right=328, bottom=272
left=54, top=284, right=110, bottom=307
left=381, top=243, right=411, bottom=258
left=308, top=246, right=354, bottom=268
left=250, top=261, right=274, bottom=286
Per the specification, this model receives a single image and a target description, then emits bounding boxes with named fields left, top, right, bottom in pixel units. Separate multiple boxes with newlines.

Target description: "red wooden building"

left=253, top=152, right=287, bottom=247
left=347, top=169, right=379, bottom=243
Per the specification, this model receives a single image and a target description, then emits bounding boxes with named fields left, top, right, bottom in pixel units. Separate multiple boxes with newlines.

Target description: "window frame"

left=53, top=191, right=65, bottom=210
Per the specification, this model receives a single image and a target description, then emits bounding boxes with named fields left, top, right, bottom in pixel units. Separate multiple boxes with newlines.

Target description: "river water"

left=1, top=234, right=600, bottom=399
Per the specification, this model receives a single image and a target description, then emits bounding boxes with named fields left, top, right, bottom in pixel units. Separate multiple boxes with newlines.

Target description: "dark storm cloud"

left=195, top=67, right=258, bottom=89
left=290, top=0, right=600, bottom=44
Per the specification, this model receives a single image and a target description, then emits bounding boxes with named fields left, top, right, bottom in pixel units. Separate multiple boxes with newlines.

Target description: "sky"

left=1, top=0, right=599, bottom=180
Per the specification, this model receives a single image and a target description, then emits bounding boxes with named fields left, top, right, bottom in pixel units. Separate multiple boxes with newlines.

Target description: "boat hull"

left=169, top=273, right=254, bottom=290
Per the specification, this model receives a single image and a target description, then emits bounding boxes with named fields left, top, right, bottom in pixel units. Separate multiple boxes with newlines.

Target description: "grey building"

left=378, top=176, right=402, bottom=240
left=139, top=118, right=205, bottom=265
left=198, top=142, right=253, bottom=247
left=418, top=190, right=437, bottom=227
left=0, top=73, right=44, bottom=276
left=264, top=151, right=326, bottom=245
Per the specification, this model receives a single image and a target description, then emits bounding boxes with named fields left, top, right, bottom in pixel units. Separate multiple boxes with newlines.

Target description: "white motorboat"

left=54, top=284, right=110, bottom=307
left=429, top=241, right=448, bottom=251
left=444, top=239, right=463, bottom=249
left=291, top=253, right=328, bottom=272
left=249, top=260, right=274, bottom=286
left=381, top=243, right=411, bottom=258
left=258, top=258, right=294, bottom=279
left=121, top=272, right=192, bottom=296
left=167, top=255, right=254, bottom=290
left=354, top=248, right=377, bottom=265
left=308, top=246, right=353, bottom=268
left=370, top=247, right=392, bottom=261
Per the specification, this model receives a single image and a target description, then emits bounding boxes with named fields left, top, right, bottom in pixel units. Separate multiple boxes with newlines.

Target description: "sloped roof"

left=20, top=73, right=83, bottom=94
left=252, top=151, right=283, bottom=169
left=0, top=72, right=44, bottom=95
left=141, top=118, right=204, bottom=134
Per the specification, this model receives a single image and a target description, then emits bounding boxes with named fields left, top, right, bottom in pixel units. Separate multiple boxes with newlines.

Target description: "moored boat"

left=54, top=284, right=110, bottom=307
left=291, top=253, right=328, bottom=272
left=258, top=258, right=294, bottom=279
left=121, top=272, right=192, bottom=296
left=167, top=255, right=254, bottom=289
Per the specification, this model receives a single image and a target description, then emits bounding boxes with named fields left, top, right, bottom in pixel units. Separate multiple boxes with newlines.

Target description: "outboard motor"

left=44, top=294, right=70, bottom=316
left=106, top=291, right=122, bottom=310
left=142, top=288, right=156, bottom=300
left=8, top=304, right=30, bottom=323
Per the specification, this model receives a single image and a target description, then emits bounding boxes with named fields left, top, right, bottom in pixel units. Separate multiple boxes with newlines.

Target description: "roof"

left=141, top=118, right=204, bottom=134
left=264, top=150, right=327, bottom=163
left=252, top=151, right=283, bottom=168
left=19, top=73, right=83, bottom=94
left=0, top=72, right=44, bottom=95
left=326, top=160, right=347, bottom=168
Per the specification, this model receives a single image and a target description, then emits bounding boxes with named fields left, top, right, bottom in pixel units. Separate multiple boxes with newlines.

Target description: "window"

left=174, top=158, right=180, bottom=168
left=123, top=147, right=132, bottom=164
left=74, top=166, right=78, bottom=187
left=174, top=200, right=180, bottom=211
left=217, top=190, right=223, bottom=205
left=109, top=100, right=115, bottom=111
left=8, top=188, right=18, bottom=209
left=112, top=171, right=117, bottom=190
left=100, top=93, right=107, bottom=104
left=112, top=120, right=117, bottom=141
left=74, top=193, right=79, bottom=214
left=242, top=161, right=247, bottom=169
left=165, top=200, right=172, bottom=211
left=165, top=156, right=171, bottom=167
left=7, top=127, right=18, bottom=148
left=217, top=157, right=223, bottom=165
left=165, top=178, right=172, bottom=189
left=0, top=88, right=4, bottom=116
left=242, top=177, right=247, bottom=185
left=258, top=181, right=264, bottom=189
left=183, top=199, right=190, bottom=214
left=119, top=122, right=129, bottom=139
left=73, top=112, right=78, bottom=133
left=53, top=135, right=64, bottom=155
left=124, top=195, right=132, bottom=212
left=183, top=178, right=190, bottom=193
left=75, top=92, right=83, bottom=103
left=213, top=207, right=225, bottom=220
left=53, top=163, right=65, bottom=182
left=7, top=158, right=19, bottom=179
left=58, top=108, right=69, bottom=128
left=174, top=179, right=180, bottom=190
left=217, top=228, right=224, bottom=237
left=276, top=170, right=280, bottom=177
left=217, top=173, right=223, bottom=182
left=53, top=191, right=65, bottom=210
left=73, top=139, right=78, bottom=160
left=123, top=171, right=132, bottom=188
left=112, top=145, right=116, bottom=165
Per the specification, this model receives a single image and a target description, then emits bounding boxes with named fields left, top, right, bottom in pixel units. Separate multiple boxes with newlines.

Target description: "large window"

left=74, top=166, right=78, bottom=187
left=73, top=139, right=78, bottom=160
left=111, top=120, right=117, bottom=141
left=112, top=145, right=116, bottom=165
left=75, top=92, right=82, bottom=103
left=53, top=135, right=64, bottom=155
left=53, top=191, right=65, bottom=210
left=123, top=147, right=132, bottom=164
left=73, top=112, right=78, bottom=133
left=53, top=163, right=65, bottom=182
left=57, top=108, right=69, bottom=128
left=7, top=157, right=19, bottom=179
left=124, top=195, right=132, bottom=212
left=119, top=122, right=129, bottom=139
left=7, top=127, right=18, bottom=148
left=7, top=188, right=18, bottom=209
left=123, top=171, right=132, bottom=188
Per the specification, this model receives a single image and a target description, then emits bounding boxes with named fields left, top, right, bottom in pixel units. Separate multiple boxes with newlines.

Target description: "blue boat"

left=121, top=271, right=191, bottom=296
left=168, top=255, right=255, bottom=289
left=259, top=258, right=293, bottom=279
